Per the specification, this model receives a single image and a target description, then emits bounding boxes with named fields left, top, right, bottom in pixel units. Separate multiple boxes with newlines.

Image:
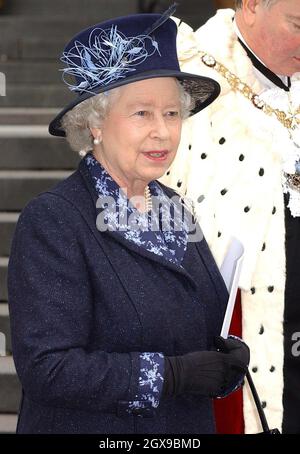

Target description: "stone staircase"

left=0, top=0, right=215, bottom=434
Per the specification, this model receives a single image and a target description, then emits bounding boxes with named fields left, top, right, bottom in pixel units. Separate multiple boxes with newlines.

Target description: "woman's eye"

left=135, top=111, right=148, bottom=117
left=167, top=111, right=179, bottom=117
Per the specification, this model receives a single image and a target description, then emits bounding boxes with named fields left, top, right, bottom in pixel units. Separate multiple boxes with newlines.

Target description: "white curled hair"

left=235, top=0, right=278, bottom=8
left=61, top=79, right=194, bottom=154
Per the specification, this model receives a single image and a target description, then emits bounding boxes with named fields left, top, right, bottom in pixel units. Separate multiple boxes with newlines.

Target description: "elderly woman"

left=8, top=10, right=249, bottom=434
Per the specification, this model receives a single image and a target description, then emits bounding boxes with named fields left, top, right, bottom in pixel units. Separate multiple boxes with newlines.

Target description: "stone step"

left=0, top=10, right=211, bottom=48
left=146, top=0, right=215, bottom=28
left=0, top=304, right=11, bottom=354
left=0, top=356, right=22, bottom=414
left=0, top=125, right=49, bottom=137
left=0, top=37, right=66, bottom=61
left=1, top=84, right=74, bottom=107
left=0, top=213, right=19, bottom=257
left=2, top=0, right=137, bottom=17
left=0, top=17, right=93, bottom=40
left=0, top=170, right=72, bottom=211
left=0, top=257, right=8, bottom=302
left=0, top=12, right=140, bottom=41
left=4, top=61, right=63, bottom=84
left=180, top=13, right=214, bottom=29
left=0, top=136, right=80, bottom=169
left=0, top=414, right=18, bottom=434
left=138, top=0, right=214, bottom=13
left=0, top=108, right=60, bottom=125
left=0, top=4, right=215, bottom=62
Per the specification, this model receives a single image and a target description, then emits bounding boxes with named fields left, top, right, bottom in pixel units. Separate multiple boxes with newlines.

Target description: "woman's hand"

left=163, top=336, right=250, bottom=398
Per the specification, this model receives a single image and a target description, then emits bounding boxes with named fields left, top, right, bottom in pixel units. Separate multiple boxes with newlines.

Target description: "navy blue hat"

left=49, top=11, right=220, bottom=137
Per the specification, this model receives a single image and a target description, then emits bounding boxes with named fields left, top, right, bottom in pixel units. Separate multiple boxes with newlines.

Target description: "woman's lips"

left=142, top=151, right=169, bottom=161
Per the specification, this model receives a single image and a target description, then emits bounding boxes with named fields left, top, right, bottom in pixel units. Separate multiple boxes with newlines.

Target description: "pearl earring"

left=93, top=137, right=102, bottom=145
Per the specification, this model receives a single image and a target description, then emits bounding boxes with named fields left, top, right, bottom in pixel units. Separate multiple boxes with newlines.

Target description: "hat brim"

left=49, top=69, right=220, bottom=137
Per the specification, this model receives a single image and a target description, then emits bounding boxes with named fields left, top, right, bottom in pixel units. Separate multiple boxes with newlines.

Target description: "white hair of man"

left=62, top=80, right=194, bottom=154
left=235, top=0, right=278, bottom=8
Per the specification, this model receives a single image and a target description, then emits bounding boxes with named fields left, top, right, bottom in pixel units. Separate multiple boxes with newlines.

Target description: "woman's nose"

left=150, top=115, right=170, bottom=140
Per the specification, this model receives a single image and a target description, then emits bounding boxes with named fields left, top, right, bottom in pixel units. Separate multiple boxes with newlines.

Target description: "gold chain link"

left=200, top=52, right=300, bottom=131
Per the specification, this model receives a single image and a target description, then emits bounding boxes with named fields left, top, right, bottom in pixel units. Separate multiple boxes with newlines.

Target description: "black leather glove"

left=163, top=336, right=250, bottom=398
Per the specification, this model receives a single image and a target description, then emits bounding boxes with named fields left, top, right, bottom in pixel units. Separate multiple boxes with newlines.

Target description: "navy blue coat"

left=8, top=158, right=228, bottom=434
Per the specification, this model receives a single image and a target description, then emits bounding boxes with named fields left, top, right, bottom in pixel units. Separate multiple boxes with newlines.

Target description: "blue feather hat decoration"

left=49, top=7, right=220, bottom=137
left=61, top=26, right=161, bottom=94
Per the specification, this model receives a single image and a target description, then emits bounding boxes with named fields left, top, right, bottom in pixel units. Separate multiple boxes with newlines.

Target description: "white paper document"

left=219, top=238, right=244, bottom=339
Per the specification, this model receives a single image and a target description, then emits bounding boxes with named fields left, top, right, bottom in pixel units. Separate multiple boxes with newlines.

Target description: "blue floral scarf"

left=84, top=152, right=188, bottom=267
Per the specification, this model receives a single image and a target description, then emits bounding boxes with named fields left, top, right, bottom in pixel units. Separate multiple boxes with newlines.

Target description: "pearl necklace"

left=144, top=185, right=152, bottom=212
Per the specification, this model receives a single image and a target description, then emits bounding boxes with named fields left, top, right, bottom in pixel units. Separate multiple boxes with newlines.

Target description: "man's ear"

left=242, top=0, right=260, bottom=26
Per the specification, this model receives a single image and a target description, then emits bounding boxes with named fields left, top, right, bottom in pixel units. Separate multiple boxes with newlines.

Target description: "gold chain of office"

left=200, top=52, right=300, bottom=131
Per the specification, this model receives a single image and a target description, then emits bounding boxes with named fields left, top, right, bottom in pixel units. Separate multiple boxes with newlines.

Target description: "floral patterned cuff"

left=133, top=352, right=165, bottom=410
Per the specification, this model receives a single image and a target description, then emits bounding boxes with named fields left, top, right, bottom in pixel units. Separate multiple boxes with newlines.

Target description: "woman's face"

left=92, top=77, right=183, bottom=193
